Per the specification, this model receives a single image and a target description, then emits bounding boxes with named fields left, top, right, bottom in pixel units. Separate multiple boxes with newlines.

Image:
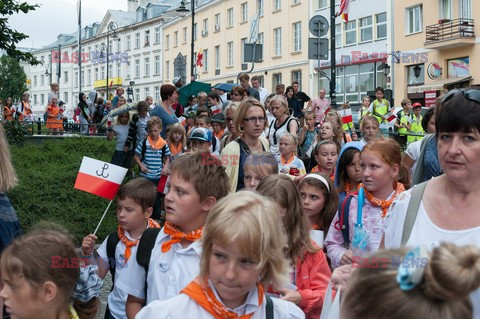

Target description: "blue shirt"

left=150, top=104, right=179, bottom=139
left=135, top=139, right=171, bottom=181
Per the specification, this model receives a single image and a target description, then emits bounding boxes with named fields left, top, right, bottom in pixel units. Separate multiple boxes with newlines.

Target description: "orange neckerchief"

left=311, top=166, right=335, bottom=181
left=312, top=224, right=320, bottom=230
left=161, top=222, right=203, bottom=252
left=182, top=277, right=264, bottom=319
left=214, top=129, right=224, bottom=140
left=359, top=182, right=405, bottom=217
left=118, top=218, right=160, bottom=264
left=148, top=135, right=167, bottom=150
left=280, top=154, right=295, bottom=165
left=169, top=142, right=183, bottom=156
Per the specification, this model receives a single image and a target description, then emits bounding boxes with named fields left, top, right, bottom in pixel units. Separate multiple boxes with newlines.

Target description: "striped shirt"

left=135, top=138, right=171, bottom=181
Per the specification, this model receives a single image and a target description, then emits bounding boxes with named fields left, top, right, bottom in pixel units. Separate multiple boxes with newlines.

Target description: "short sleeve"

left=164, top=144, right=171, bottom=157
left=96, top=236, right=109, bottom=261
left=136, top=300, right=172, bottom=319
left=135, top=141, right=143, bottom=156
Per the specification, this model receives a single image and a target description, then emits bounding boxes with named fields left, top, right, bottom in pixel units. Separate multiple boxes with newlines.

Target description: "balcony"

left=425, top=18, right=475, bottom=50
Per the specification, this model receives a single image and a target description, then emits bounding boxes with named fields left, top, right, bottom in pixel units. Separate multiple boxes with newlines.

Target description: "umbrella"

left=100, top=103, right=137, bottom=127
left=178, top=81, right=211, bottom=107
left=213, top=83, right=236, bottom=93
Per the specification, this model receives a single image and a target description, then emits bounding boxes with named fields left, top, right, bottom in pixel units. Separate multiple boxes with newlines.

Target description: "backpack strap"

left=106, top=232, right=120, bottom=284
left=266, top=295, right=274, bottom=319
left=400, top=181, right=428, bottom=247
left=136, top=228, right=162, bottom=302
left=141, top=138, right=148, bottom=160
left=336, top=194, right=354, bottom=246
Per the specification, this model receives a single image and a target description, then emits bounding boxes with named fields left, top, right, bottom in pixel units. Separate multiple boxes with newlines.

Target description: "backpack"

left=335, top=194, right=355, bottom=246
left=136, top=228, right=162, bottom=303
left=106, top=232, right=120, bottom=284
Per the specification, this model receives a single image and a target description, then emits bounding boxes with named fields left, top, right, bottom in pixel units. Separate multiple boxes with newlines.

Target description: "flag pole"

left=93, top=200, right=113, bottom=235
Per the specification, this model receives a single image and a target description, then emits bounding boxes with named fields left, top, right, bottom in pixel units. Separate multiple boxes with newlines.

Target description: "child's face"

left=191, top=140, right=210, bottom=152
left=300, top=184, right=326, bottom=221
left=148, top=124, right=161, bottom=139
left=138, top=108, right=148, bottom=118
left=209, top=242, right=262, bottom=309
left=375, top=91, right=384, bottom=100
left=116, top=196, right=151, bottom=233
left=118, top=99, right=126, bottom=106
left=172, top=132, right=183, bottom=142
left=413, top=107, right=422, bottom=116
left=189, top=97, right=198, bottom=106
left=243, top=167, right=264, bottom=190
left=346, top=152, right=362, bottom=184
left=165, top=172, right=208, bottom=232
left=279, top=136, right=295, bottom=157
left=304, top=115, right=315, bottom=128
left=195, top=118, right=207, bottom=128
left=360, top=150, right=398, bottom=194
left=315, top=144, right=338, bottom=171
left=212, top=123, right=222, bottom=133
left=325, top=114, right=340, bottom=127
left=106, top=101, right=112, bottom=109
left=118, top=113, right=129, bottom=124
left=361, top=120, right=379, bottom=141
left=0, top=274, right=46, bottom=319
left=320, top=122, right=334, bottom=140
left=404, top=102, right=412, bottom=111
left=117, top=89, right=125, bottom=96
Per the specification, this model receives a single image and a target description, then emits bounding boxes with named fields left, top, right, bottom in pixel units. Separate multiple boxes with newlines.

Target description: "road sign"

left=309, top=15, right=329, bottom=37
left=308, top=38, right=329, bottom=60
left=248, top=14, right=260, bottom=43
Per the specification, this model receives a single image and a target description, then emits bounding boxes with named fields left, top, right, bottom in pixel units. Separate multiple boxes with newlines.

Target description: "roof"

left=108, top=10, right=137, bottom=27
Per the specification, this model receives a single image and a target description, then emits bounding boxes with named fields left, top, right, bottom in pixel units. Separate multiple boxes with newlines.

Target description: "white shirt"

left=115, top=228, right=202, bottom=304
left=404, top=140, right=421, bottom=178
left=384, top=188, right=480, bottom=319
left=97, top=231, right=139, bottom=319
left=136, top=283, right=305, bottom=319
left=256, top=86, right=270, bottom=104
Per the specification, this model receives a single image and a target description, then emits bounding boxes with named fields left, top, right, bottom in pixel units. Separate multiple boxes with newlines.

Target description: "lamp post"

left=105, top=22, right=118, bottom=100
left=45, top=64, right=52, bottom=83
left=176, top=0, right=195, bottom=82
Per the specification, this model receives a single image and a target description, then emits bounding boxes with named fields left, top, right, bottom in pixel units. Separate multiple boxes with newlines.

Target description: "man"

left=292, top=81, right=310, bottom=127
left=309, top=88, right=330, bottom=125
left=251, top=76, right=269, bottom=104
left=145, top=96, right=154, bottom=110
left=48, top=83, right=59, bottom=105
left=238, top=73, right=260, bottom=101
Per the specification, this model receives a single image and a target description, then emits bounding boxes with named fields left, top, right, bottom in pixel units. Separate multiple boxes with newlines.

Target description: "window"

left=108, top=64, right=113, bottom=79
left=155, top=55, right=160, bottom=75
left=345, top=21, right=356, bottom=45
left=214, top=14, right=220, bottom=32
left=227, top=8, right=234, bottom=27
left=41, top=94, right=45, bottom=105
left=291, top=70, right=302, bottom=86
left=135, top=33, right=140, bottom=48
left=258, top=32, right=264, bottom=60
left=144, top=57, right=150, bottom=76
left=64, top=92, right=68, bottom=103
left=33, top=95, right=37, bottom=105
left=317, top=0, right=327, bottom=9
left=174, top=31, right=178, bottom=46
left=272, top=73, right=282, bottom=91
left=335, top=23, right=342, bottom=48
left=145, top=30, right=150, bottom=46
left=166, top=34, right=170, bottom=50
left=155, top=27, right=161, bottom=44
left=135, top=89, right=140, bottom=102
left=154, top=86, right=160, bottom=102
left=116, top=40, right=121, bottom=52
left=407, top=64, right=425, bottom=85
left=126, top=62, right=131, bottom=80
left=406, top=5, right=423, bottom=34
left=359, top=16, right=372, bottom=42
left=440, top=0, right=452, bottom=19
left=203, top=19, right=208, bottom=36
left=292, top=0, right=300, bottom=4
left=273, top=27, right=282, bottom=56
left=73, top=72, right=77, bottom=87
left=460, top=0, right=472, bottom=18
left=33, top=75, right=37, bottom=86
left=144, top=87, right=150, bottom=99
left=241, top=38, right=247, bottom=64
left=87, top=69, right=92, bottom=85
left=95, top=68, right=99, bottom=81
left=257, top=0, right=264, bottom=15
left=135, top=60, right=140, bottom=78
left=193, top=23, right=197, bottom=40
left=126, top=35, right=131, bottom=50
left=241, top=3, right=248, bottom=23
left=41, top=74, right=44, bottom=86
left=376, top=12, right=387, bottom=39
left=62, top=71, right=67, bottom=83
left=274, top=0, right=281, bottom=10
left=293, top=22, right=302, bottom=52
left=108, top=40, right=113, bottom=54
left=166, top=61, right=170, bottom=79
left=101, top=66, right=105, bottom=79
left=227, top=41, right=233, bottom=66
left=116, top=63, right=121, bottom=77
left=183, top=27, right=188, bottom=43
left=203, top=49, right=208, bottom=72
left=215, top=45, right=220, bottom=70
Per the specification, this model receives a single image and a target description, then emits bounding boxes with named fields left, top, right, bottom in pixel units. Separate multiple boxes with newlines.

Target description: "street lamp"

left=105, top=21, right=118, bottom=100
left=176, top=0, right=195, bottom=82
left=413, top=65, right=422, bottom=78
left=382, top=62, right=391, bottom=76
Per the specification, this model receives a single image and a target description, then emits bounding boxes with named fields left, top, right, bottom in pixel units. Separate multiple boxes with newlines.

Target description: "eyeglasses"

left=442, top=88, right=480, bottom=105
left=243, top=116, right=266, bottom=123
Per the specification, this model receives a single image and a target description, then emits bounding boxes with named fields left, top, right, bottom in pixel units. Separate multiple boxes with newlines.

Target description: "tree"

left=0, top=55, right=27, bottom=101
left=0, top=0, right=40, bottom=65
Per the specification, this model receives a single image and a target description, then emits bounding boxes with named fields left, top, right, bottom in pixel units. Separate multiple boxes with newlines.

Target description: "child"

left=136, top=191, right=305, bottom=319
left=367, top=86, right=391, bottom=125
left=188, top=127, right=217, bottom=156
left=243, top=151, right=278, bottom=190
left=211, top=113, right=225, bottom=140
left=299, top=173, right=339, bottom=238
left=278, top=133, right=306, bottom=177
left=298, top=111, right=318, bottom=167
left=0, top=229, right=99, bottom=319
left=340, top=103, right=355, bottom=134
left=81, top=178, right=160, bottom=319
left=113, top=87, right=125, bottom=108
left=118, top=152, right=230, bottom=317
left=195, top=115, right=220, bottom=154
left=407, top=102, right=424, bottom=144
left=325, top=110, right=352, bottom=145
left=359, top=115, right=380, bottom=146
left=324, top=138, right=409, bottom=269
left=334, top=141, right=363, bottom=202
left=46, top=97, right=65, bottom=135
left=311, top=140, right=339, bottom=181
left=167, top=123, right=186, bottom=162
left=342, top=243, right=480, bottom=319
left=394, top=98, right=412, bottom=146
left=257, top=175, right=332, bottom=319
left=108, top=111, right=134, bottom=169
left=358, top=95, right=370, bottom=127
left=125, top=101, right=151, bottom=152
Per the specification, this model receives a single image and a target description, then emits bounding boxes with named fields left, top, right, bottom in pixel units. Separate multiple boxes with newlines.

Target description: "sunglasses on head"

left=442, top=88, right=480, bottom=105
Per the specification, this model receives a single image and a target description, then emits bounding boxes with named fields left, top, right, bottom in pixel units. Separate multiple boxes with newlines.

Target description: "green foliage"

left=8, top=137, right=120, bottom=244
left=0, top=0, right=40, bottom=64
left=3, top=119, right=29, bottom=145
left=0, top=55, right=28, bottom=102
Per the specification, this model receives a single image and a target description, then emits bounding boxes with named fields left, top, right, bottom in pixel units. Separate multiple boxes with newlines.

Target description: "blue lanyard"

left=356, top=187, right=365, bottom=227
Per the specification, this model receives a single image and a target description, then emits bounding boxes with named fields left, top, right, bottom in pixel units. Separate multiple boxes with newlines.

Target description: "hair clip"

left=396, top=246, right=429, bottom=291
left=72, top=265, right=103, bottom=302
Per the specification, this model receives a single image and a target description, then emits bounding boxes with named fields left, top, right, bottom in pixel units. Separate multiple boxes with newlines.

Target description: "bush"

left=8, top=137, right=121, bottom=244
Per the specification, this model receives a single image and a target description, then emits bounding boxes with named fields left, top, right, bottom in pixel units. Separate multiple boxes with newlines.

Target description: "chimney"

left=127, top=0, right=139, bottom=12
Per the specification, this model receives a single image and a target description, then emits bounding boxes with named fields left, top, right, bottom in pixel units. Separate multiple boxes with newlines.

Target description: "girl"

left=311, top=140, right=339, bottom=181
left=107, top=111, right=133, bottom=169
left=325, top=110, right=352, bottom=145
left=278, top=133, right=306, bottom=177
left=324, top=138, right=409, bottom=269
left=78, top=93, right=91, bottom=134
left=136, top=191, right=305, bottom=319
left=298, top=111, right=318, bottom=168
left=243, top=152, right=278, bottom=190
left=46, top=97, right=65, bottom=135
left=359, top=115, right=380, bottom=146
left=0, top=229, right=99, bottom=319
left=112, top=87, right=125, bottom=108
left=334, top=141, right=363, bottom=202
left=2, top=97, right=14, bottom=121
left=167, top=122, right=186, bottom=162
left=299, top=173, right=339, bottom=238
left=341, top=243, right=480, bottom=319
left=257, top=175, right=332, bottom=319
left=286, top=86, right=302, bottom=120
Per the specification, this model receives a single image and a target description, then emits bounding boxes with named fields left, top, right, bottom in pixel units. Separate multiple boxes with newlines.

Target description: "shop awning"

left=407, top=76, right=472, bottom=94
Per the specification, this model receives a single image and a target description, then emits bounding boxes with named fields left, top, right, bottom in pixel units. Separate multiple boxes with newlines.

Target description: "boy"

left=125, top=101, right=150, bottom=151
left=211, top=113, right=225, bottom=140
left=195, top=115, right=220, bottom=154
left=118, top=152, right=230, bottom=318
left=298, top=111, right=318, bottom=170
left=395, top=99, right=412, bottom=146
left=407, top=102, right=424, bottom=144
left=188, top=127, right=217, bottom=155
left=81, top=178, right=160, bottom=319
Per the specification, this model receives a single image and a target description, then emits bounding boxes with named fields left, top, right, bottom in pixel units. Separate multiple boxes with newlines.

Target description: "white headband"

left=304, top=174, right=330, bottom=193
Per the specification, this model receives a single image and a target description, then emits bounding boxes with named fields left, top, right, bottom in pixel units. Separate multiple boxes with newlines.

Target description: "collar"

left=209, top=279, right=261, bottom=314
left=158, top=227, right=203, bottom=255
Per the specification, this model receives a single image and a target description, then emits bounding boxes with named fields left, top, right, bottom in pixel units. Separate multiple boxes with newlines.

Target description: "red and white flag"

left=337, top=108, right=353, bottom=124
left=157, top=175, right=169, bottom=194
left=338, top=0, right=351, bottom=22
left=74, top=157, right=127, bottom=200
left=178, top=116, right=186, bottom=126
left=386, top=111, right=397, bottom=122
left=210, top=104, right=222, bottom=115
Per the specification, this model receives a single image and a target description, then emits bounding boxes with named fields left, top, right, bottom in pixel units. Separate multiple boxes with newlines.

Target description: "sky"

left=10, top=0, right=128, bottom=49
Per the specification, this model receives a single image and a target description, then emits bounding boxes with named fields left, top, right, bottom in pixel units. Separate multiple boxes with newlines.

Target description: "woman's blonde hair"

left=233, top=98, right=267, bottom=133
left=269, top=95, right=289, bottom=116
left=0, top=124, right=18, bottom=192
left=243, top=152, right=278, bottom=177
left=200, top=191, right=290, bottom=289
left=256, top=175, right=319, bottom=263
left=167, top=122, right=186, bottom=148
left=342, top=243, right=480, bottom=319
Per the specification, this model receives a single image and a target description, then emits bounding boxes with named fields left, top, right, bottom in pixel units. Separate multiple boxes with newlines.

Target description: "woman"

left=220, top=102, right=241, bottom=149
left=221, top=98, right=270, bottom=192
left=46, top=97, right=65, bottom=135
left=286, top=85, right=302, bottom=120
left=230, top=85, right=246, bottom=102
left=267, top=95, right=299, bottom=157
left=150, top=84, right=179, bottom=139
left=2, top=97, right=14, bottom=121
left=78, top=93, right=91, bottom=134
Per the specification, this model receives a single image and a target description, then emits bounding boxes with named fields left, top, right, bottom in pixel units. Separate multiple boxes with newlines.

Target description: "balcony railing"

left=426, top=18, right=475, bottom=44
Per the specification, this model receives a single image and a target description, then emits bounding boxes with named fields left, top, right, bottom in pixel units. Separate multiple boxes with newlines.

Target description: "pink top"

left=310, top=97, right=330, bottom=123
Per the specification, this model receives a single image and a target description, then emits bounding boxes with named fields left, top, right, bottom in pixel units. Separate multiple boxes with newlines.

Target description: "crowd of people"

left=1, top=74, right=480, bottom=319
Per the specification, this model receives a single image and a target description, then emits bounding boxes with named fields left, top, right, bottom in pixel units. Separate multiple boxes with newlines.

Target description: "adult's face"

left=251, top=79, right=260, bottom=89
left=240, top=78, right=249, bottom=89
left=168, top=91, right=179, bottom=104
left=293, top=83, right=299, bottom=93
left=270, top=100, right=287, bottom=119
left=319, top=90, right=326, bottom=99
left=225, top=110, right=236, bottom=133
left=232, top=91, right=243, bottom=102
left=242, top=106, right=265, bottom=139
left=198, top=95, right=207, bottom=106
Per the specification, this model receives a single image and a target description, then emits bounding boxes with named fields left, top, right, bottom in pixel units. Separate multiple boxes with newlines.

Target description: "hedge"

left=8, top=137, right=122, bottom=244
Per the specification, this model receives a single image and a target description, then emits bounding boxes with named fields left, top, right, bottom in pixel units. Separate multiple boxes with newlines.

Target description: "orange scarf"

left=312, top=224, right=320, bottom=230
left=214, top=129, right=224, bottom=140
left=311, top=166, right=335, bottom=181
left=161, top=222, right=203, bottom=252
left=118, top=218, right=160, bottom=263
left=169, top=142, right=183, bottom=156
left=360, top=182, right=405, bottom=217
left=148, top=135, right=167, bottom=150
left=280, top=154, right=294, bottom=165
left=182, top=277, right=264, bottom=319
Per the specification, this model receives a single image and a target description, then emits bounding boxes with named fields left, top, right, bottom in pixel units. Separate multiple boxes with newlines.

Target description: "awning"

left=407, top=76, right=472, bottom=94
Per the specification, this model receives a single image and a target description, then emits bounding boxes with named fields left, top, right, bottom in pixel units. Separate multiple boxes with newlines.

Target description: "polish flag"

left=74, top=157, right=128, bottom=200
left=338, top=0, right=351, bottom=22
left=178, top=116, right=186, bottom=126
left=386, top=111, right=397, bottom=122
left=210, top=104, right=222, bottom=115
left=157, top=175, right=169, bottom=194
left=337, top=108, right=353, bottom=124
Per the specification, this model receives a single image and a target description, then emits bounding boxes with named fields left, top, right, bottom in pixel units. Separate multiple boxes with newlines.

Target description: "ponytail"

left=73, top=298, right=99, bottom=319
